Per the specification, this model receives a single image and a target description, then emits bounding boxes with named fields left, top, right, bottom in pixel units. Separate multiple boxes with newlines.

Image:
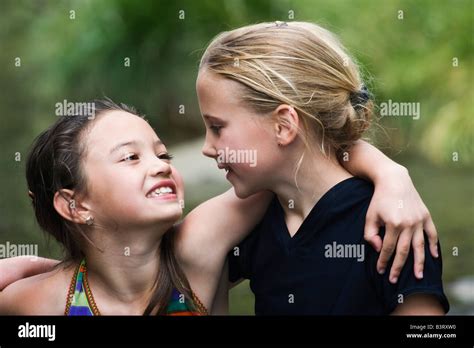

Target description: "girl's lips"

left=146, top=179, right=179, bottom=201
left=217, top=162, right=235, bottom=181
left=217, top=163, right=231, bottom=173
left=148, top=193, right=177, bottom=201
left=225, top=167, right=235, bottom=180
left=146, top=179, right=177, bottom=197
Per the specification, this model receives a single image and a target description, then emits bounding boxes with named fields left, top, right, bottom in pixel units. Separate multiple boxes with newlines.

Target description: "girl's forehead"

left=86, top=110, right=162, bottom=149
left=197, top=72, right=247, bottom=113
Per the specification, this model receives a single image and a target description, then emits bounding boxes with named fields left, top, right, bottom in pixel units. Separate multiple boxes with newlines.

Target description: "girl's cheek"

left=170, top=166, right=185, bottom=201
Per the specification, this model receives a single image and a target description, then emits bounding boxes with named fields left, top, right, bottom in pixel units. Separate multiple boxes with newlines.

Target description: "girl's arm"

left=178, top=139, right=437, bottom=292
left=176, top=189, right=273, bottom=274
left=342, top=140, right=439, bottom=284
left=210, top=259, right=229, bottom=315
left=1, top=140, right=435, bottom=291
left=0, top=256, right=59, bottom=291
left=0, top=190, right=272, bottom=293
left=391, top=294, right=445, bottom=315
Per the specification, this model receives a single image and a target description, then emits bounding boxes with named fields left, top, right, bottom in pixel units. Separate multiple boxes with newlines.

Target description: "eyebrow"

left=203, top=114, right=224, bottom=122
left=109, top=139, right=164, bottom=155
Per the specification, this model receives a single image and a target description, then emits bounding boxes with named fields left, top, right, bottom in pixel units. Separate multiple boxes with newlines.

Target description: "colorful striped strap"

left=65, top=259, right=207, bottom=316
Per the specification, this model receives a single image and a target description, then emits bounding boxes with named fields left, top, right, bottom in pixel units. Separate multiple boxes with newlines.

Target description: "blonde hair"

left=200, top=21, right=373, bottom=157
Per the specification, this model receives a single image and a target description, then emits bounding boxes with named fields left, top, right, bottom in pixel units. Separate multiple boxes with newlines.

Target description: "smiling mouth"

left=221, top=166, right=233, bottom=179
left=146, top=186, right=175, bottom=198
left=217, top=163, right=231, bottom=173
left=146, top=180, right=177, bottom=199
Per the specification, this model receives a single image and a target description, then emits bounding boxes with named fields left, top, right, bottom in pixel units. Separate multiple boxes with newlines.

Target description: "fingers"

left=364, top=219, right=383, bottom=253
left=412, top=225, right=425, bottom=279
left=387, top=228, right=412, bottom=283
left=423, top=215, right=439, bottom=258
left=376, top=223, right=401, bottom=276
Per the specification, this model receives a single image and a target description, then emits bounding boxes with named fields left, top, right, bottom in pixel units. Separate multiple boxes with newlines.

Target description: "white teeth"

left=148, top=186, right=174, bottom=197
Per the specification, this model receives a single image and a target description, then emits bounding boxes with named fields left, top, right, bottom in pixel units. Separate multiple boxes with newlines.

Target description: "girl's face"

left=80, top=111, right=183, bottom=229
left=196, top=69, right=283, bottom=198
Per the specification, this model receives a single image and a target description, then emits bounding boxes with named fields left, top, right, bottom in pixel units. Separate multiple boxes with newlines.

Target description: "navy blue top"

left=229, top=177, right=449, bottom=315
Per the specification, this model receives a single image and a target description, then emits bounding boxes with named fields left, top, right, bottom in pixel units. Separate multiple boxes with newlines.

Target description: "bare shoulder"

left=0, top=262, right=75, bottom=315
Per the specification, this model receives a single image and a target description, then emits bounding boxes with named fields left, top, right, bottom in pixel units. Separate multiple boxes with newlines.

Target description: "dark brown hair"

left=26, top=98, right=201, bottom=315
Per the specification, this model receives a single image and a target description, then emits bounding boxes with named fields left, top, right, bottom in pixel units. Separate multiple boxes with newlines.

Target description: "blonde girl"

left=197, top=21, right=448, bottom=314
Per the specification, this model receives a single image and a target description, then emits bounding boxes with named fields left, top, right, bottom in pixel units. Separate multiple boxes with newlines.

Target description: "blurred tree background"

left=0, top=0, right=472, bottom=314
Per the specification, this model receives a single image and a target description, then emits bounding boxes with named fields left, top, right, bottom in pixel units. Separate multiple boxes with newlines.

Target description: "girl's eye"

left=158, top=153, right=174, bottom=161
left=122, top=153, right=139, bottom=162
left=210, top=125, right=223, bottom=134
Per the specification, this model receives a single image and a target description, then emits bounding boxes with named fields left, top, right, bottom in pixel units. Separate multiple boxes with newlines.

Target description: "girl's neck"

left=273, top=151, right=352, bottom=236
left=83, top=225, right=169, bottom=314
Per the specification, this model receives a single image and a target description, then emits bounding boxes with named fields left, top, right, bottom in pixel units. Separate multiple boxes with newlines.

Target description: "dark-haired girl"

left=0, top=99, right=257, bottom=314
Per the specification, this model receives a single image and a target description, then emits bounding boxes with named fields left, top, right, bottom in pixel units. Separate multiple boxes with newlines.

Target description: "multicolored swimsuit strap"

left=65, top=259, right=208, bottom=316
left=166, top=286, right=208, bottom=316
left=65, top=259, right=100, bottom=316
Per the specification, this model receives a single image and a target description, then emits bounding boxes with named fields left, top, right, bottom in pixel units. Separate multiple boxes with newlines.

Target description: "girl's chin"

left=146, top=202, right=183, bottom=223
left=232, top=182, right=257, bottom=199
left=151, top=211, right=182, bottom=227
left=227, top=170, right=259, bottom=198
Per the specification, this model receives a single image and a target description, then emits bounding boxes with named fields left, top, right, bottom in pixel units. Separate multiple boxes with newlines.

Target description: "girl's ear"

left=53, top=189, right=92, bottom=225
left=272, top=104, right=300, bottom=146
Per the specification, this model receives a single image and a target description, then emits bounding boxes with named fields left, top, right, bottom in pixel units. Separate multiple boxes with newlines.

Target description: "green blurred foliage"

left=0, top=0, right=472, bottom=314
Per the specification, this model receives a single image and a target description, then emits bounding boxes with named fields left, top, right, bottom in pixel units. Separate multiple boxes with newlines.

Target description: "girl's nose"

left=149, top=158, right=172, bottom=177
left=202, top=137, right=217, bottom=158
